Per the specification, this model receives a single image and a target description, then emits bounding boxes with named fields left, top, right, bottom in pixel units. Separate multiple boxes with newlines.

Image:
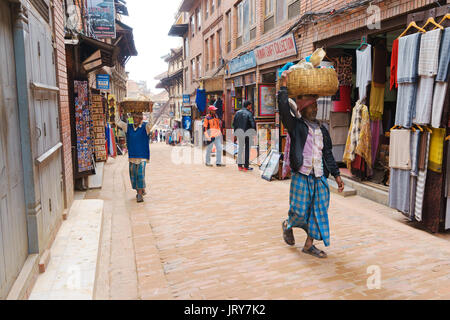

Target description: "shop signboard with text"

left=254, top=33, right=297, bottom=65
left=229, top=51, right=257, bottom=75
left=87, top=0, right=116, bottom=38
left=96, top=74, right=110, bottom=90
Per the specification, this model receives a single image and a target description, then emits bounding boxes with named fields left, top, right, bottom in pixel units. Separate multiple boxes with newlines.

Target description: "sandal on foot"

left=282, top=221, right=295, bottom=246
left=302, top=245, right=327, bottom=258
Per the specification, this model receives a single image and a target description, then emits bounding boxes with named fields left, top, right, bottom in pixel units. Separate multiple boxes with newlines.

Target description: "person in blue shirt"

left=116, top=110, right=151, bottom=203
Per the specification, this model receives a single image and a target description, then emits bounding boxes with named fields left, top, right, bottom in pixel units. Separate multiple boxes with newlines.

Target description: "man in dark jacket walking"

left=233, top=100, right=256, bottom=171
left=279, top=69, right=344, bottom=258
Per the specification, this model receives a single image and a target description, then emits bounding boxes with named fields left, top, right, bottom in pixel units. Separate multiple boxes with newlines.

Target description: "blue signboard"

left=96, top=74, right=110, bottom=90
left=229, top=51, right=257, bottom=75
left=183, top=94, right=190, bottom=104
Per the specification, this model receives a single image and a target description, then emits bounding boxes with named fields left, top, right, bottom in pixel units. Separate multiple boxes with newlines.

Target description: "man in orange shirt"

left=204, top=105, right=225, bottom=167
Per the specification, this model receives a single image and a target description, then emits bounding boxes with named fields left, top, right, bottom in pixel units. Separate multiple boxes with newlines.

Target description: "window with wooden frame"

left=217, top=29, right=222, bottom=66
left=197, top=55, right=202, bottom=78
left=288, top=0, right=300, bottom=20
left=226, top=10, right=231, bottom=53
left=205, top=0, right=209, bottom=19
left=211, top=0, right=215, bottom=14
left=236, top=1, right=243, bottom=48
left=205, top=39, right=209, bottom=71
left=191, top=58, right=196, bottom=81
left=190, top=16, right=195, bottom=37
left=197, top=7, right=202, bottom=31
left=210, top=34, right=215, bottom=69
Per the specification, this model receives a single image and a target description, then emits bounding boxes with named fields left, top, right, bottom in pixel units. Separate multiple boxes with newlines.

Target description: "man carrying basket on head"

left=116, top=107, right=151, bottom=203
left=279, top=65, right=344, bottom=259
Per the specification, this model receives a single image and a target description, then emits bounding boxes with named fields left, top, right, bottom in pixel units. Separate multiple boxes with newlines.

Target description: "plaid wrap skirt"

left=129, top=161, right=147, bottom=190
left=286, top=172, right=331, bottom=247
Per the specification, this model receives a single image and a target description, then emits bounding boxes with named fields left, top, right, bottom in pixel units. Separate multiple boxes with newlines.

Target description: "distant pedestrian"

left=116, top=110, right=150, bottom=203
left=278, top=69, right=344, bottom=258
left=204, top=105, right=225, bottom=167
left=233, top=100, right=256, bottom=171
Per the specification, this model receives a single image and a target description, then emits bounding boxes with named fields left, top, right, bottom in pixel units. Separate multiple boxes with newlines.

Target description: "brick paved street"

left=91, top=143, right=450, bottom=300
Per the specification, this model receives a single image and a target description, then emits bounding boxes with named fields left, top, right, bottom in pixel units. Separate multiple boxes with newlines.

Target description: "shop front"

left=313, top=5, right=450, bottom=232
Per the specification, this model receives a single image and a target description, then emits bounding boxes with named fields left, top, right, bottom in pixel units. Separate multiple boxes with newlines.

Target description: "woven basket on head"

left=287, top=68, right=339, bottom=97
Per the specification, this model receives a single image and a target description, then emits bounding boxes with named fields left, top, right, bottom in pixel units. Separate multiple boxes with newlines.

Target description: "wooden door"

left=28, top=6, right=64, bottom=250
left=0, top=0, right=29, bottom=299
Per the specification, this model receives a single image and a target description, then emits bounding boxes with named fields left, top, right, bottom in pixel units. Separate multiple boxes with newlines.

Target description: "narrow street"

left=88, top=143, right=450, bottom=300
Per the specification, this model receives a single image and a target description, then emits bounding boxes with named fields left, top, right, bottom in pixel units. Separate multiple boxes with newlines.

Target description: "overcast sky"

left=122, top=0, right=182, bottom=94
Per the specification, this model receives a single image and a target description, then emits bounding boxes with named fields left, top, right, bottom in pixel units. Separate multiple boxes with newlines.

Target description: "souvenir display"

left=74, top=80, right=94, bottom=173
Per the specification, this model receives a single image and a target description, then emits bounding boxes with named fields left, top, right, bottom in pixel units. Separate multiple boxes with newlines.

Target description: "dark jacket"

left=233, top=108, right=256, bottom=132
left=278, top=86, right=340, bottom=178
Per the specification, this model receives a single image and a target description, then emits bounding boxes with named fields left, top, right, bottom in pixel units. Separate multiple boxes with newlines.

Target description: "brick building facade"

left=53, top=0, right=74, bottom=209
left=175, top=0, right=448, bottom=129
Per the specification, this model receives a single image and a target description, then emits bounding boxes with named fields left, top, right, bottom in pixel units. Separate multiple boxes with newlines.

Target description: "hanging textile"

left=369, top=83, right=385, bottom=120
left=356, top=44, right=372, bottom=102
left=431, top=82, right=449, bottom=128
left=74, top=80, right=94, bottom=173
left=418, top=29, right=442, bottom=77
left=390, top=39, right=399, bottom=90
left=395, top=33, right=422, bottom=128
left=446, top=144, right=450, bottom=230
left=414, top=131, right=430, bottom=221
left=389, top=129, right=411, bottom=169
left=389, top=168, right=411, bottom=214
left=428, top=128, right=446, bottom=173
left=408, top=131, right=421, bottom=220
left=373, top=41, right=387, bottom=84
left=395, top=83, right=417, bottom=128
left=343, top=101, right=372, bottom=169
left=436, top=27, right=450, bottom=82
left=336, top=56, right=353, bottom=87
left=431, top=28, right=450, bottom=128
left=370, top=120, right=383, bottom=167
left=413, top=29, right=442, bottom=126
left=414, top=76, right=435, bottom=125
left=397, top=33, right=421, bottom=84
left=195, top=89, right=207, bottom=113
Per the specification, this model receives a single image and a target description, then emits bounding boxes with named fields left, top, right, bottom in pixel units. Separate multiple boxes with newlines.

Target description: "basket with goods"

left=119, top=100, right=154, bottom=113
left=286, top=48, right=339, bottom=97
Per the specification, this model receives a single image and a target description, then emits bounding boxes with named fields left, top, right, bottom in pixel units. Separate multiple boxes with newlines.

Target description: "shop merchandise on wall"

left=91, top=94, right=107, bottom=161
left=388, top=21, right=450, bottom=232
left=74, top=80, right=94, bottom=173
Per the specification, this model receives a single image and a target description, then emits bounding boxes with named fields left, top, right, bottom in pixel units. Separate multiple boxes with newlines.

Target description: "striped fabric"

left=415, top=132, right=431, bottom=222
left=418, top=29, right=442, bottom=77
left=286, top=172, right=331, bottom=247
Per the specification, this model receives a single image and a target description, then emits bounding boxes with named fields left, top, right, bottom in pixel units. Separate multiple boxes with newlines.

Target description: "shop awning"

left=168, top=24, right=188, bottom=37
left=78, top=35, right=119, bottom=73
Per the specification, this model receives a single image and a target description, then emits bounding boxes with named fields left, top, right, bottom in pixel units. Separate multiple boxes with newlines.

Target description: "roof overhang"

left=179, top=0, right=196, bottom=12
left=115, top=19, right=138, bottom=64
left=168, top=24, right=188, bottom=37
left=77, top=35, right=119, bottom=73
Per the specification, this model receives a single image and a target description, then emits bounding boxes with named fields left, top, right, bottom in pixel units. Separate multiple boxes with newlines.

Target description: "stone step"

left=327, top=178, right=357, bottom=197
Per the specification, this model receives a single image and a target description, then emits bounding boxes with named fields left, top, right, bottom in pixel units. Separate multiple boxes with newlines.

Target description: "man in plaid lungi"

left=116, top=110, right=151, bottom=203
left=278, top=68, right=344, bottom=258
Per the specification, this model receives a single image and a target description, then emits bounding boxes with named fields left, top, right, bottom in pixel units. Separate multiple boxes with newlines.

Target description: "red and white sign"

left=254, top=33, right=298, bottom=65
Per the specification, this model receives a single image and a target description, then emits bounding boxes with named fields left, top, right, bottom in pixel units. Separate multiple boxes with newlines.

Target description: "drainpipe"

left=11, top=2, right=40, bottom=254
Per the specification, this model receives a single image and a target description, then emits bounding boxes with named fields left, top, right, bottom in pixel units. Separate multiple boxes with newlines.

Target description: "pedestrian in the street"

left=116, top=110, right=151, bottom=203
left=233, top=100, right=256, bottom=171
left=204, top=105, right=225, bottom=167
left=279, top=69, right=344, bottom=258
